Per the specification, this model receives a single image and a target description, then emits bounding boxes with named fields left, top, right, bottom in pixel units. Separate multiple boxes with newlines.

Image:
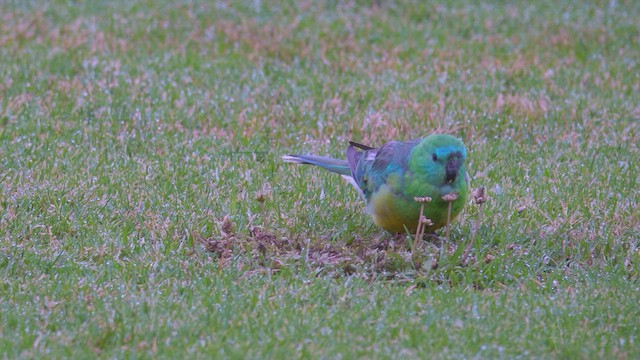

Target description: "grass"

left=1, top=0, right=639, bottom=358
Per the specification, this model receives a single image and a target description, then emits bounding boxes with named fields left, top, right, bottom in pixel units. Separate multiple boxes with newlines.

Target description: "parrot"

left=282, top=134, right=469, bottom=234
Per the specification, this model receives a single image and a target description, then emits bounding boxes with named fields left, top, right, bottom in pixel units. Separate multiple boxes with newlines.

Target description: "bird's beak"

left=445, top=157, right=461, bottom=183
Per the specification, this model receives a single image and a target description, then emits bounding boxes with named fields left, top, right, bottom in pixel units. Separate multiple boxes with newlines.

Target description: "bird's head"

left=412, top=134, right=467, bottom=186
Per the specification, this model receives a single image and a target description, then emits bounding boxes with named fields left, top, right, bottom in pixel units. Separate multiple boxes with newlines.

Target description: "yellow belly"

left=367, top=184, right=465, bottom=234
left=368, top=185, right=420, bottom=233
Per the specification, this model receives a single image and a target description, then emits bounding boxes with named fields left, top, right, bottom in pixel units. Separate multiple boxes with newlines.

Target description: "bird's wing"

left=347, top=139, right=421, bottom=198
left=346, top=143, right=368, bottom=177
left=348, top=141, right=376, bottom=151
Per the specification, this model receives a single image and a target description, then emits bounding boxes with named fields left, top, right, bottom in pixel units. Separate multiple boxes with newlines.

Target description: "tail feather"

left=282, top=154, right=351, bottom=176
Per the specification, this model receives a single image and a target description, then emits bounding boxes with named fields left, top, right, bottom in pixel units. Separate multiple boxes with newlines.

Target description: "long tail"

left=281, top=154, right=351, bottom=176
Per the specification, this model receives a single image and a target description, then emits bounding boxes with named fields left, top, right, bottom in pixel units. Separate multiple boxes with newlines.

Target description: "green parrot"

left=282, top=134, right=469, bottom=233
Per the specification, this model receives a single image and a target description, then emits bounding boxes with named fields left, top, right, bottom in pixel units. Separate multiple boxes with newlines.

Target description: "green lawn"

left=1, top=0, right=639, bottom=358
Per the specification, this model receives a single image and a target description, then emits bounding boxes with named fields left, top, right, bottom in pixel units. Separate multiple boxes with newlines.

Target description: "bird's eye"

left=432, top=154, right=438, bottom=161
